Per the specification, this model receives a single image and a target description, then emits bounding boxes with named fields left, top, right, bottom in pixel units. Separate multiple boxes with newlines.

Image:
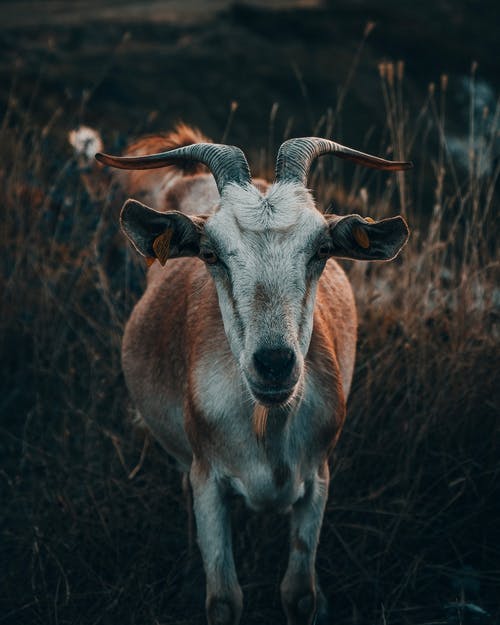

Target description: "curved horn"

left=95, top=143, right=252, bottom=194
left=275, top=137, right=413, bottom=185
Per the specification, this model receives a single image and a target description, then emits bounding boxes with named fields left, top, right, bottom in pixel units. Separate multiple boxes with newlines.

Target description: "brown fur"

left=125, top=123, right=209, bottom=167
left=115, top=123, right=211, bottom=201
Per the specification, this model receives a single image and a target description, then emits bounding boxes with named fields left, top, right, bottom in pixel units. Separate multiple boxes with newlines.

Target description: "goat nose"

left=253, top=348, right=296, bottom=382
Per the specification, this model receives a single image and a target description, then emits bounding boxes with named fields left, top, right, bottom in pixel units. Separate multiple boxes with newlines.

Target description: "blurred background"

left=0, top=2, right=498, bottom=625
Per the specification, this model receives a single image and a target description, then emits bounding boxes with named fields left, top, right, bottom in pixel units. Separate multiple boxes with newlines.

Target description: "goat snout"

left=253, top=348, right=296, bottom=382
left=248, top=347, right=300, bottom=405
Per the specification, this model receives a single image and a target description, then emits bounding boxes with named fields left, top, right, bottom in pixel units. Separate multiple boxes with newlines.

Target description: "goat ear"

left=327, top=214, right=409, bottom=261
left=120, top=199, right=206, bottom=265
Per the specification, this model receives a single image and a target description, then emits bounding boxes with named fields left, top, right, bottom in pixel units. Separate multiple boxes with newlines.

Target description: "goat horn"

left=275, top=137, right=413, bottom=185
left=96, top=143, right=252, bottom=194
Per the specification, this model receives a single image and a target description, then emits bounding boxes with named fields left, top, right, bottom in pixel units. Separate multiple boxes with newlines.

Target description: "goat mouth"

left=250, top=384, right=296, bottom=406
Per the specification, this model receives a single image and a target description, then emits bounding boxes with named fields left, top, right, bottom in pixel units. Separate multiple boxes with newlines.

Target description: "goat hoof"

left=207, top=597, right=237, bottom=625
left=297, top=593, right=314, bottom=616
left=314, top=592, right=330, bottom=625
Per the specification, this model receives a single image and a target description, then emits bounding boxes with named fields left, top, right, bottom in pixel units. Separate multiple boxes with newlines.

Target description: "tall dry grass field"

left=0, top=61, right=498, bottom=625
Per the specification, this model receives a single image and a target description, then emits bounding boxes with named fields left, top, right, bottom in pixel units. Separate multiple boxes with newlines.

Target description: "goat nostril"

left=253, top=348, right=296, bottom=381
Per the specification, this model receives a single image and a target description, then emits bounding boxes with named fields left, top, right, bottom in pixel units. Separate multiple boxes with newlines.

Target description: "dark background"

left=1, top=0, right=499, bottom=156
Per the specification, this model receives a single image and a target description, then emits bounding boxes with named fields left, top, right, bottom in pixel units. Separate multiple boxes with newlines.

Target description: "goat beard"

left=252, top=403, right=269, bottom=440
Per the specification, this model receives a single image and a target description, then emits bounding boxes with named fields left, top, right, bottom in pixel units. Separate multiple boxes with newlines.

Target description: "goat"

left=96, top=125, right=411, bottom=625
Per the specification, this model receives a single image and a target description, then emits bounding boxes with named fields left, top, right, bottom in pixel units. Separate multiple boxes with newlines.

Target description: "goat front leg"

left=190, top=461, right=243, bottom=625
left=281, top=462, right=330, bottom=625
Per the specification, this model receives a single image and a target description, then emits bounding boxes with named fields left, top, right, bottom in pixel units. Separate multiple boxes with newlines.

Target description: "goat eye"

left=200, top=249, right=218, bottom=265
left=316, top=244, right=331, bottom=260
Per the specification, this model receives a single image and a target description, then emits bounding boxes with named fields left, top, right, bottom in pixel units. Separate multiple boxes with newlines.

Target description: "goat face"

left=120, top=180, right=408, bottom=407
left=202, top=182, right=327, bottom=406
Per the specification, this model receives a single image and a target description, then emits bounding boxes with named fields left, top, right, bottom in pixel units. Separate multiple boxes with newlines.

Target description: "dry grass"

left=0, top=63, right=498, bottom=625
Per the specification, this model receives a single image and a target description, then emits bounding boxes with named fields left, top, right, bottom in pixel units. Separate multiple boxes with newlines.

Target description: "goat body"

left=95, top=125, right=410, bottom=625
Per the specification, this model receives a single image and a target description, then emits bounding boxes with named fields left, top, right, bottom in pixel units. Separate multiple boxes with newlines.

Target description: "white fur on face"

left=204, top=181, right=328, bottom=399
left=224, top=182, right=314, bottom=232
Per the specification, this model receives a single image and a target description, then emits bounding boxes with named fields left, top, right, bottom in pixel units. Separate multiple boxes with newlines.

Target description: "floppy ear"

left=327, top=214, right=410, bottom=261
left=120, top=199, right=206, bottom=265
